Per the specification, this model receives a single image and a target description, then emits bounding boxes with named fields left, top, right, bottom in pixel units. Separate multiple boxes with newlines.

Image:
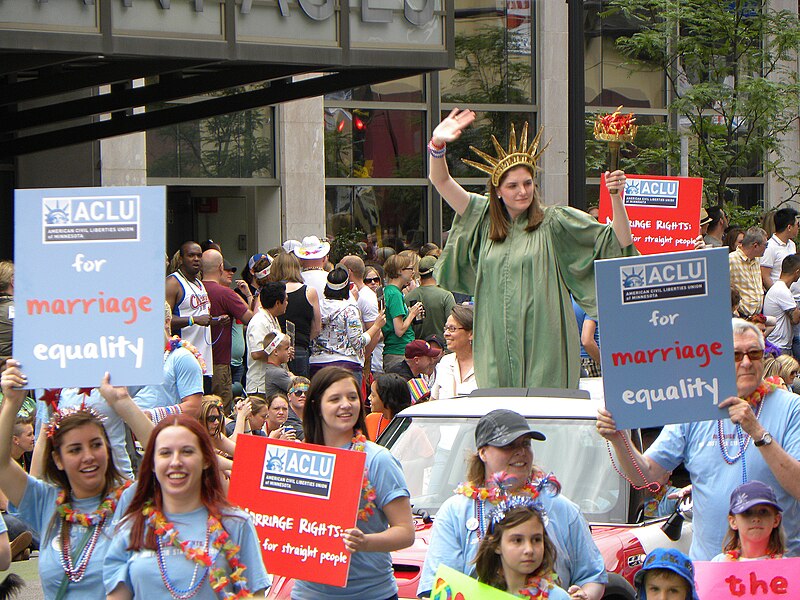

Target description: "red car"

left=268, top=382, right=692, bottom=599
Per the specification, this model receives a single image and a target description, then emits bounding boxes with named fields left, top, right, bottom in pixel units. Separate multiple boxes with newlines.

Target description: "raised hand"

left=432, top=108, right=477, bottom=145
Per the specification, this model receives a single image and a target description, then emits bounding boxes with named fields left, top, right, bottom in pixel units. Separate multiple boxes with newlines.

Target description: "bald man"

left=202, top=249, right=253, bottom=411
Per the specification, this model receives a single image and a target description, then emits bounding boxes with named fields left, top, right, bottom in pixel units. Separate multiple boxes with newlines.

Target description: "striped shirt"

left=729, top=247, right=764, bottom=316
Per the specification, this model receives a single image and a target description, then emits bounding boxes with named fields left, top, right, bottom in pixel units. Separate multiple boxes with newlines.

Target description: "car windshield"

left=382, top=415, right=630, bottom=523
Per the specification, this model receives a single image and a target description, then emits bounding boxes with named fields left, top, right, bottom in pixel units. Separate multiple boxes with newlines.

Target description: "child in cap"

left=712, top=480, right=785, bottom=562
left=634, top=548, right=699, bottom=600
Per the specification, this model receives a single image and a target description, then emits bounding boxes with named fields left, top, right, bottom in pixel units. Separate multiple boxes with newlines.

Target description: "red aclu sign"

left=599, top=174, right=703, bottom=255
left=228, top=436, right=366, bottom=587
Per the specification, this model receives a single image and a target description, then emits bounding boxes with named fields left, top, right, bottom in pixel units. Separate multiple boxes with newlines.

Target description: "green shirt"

left=435, top=193, right=637, bottom=389
left=405, top=284, right=456, bottom=348
left=381, top=284, right=414, bottom=356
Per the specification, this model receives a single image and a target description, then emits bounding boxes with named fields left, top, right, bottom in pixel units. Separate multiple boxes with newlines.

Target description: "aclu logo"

left=261, top=445, right=336, bottom=499
left=42, top=195, right=140, bottom=243
left=623, top=179, right=679, bottom=208
left=619, top=257, right=707, bottom=304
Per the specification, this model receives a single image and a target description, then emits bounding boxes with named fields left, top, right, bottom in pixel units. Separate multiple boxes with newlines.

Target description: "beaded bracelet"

left=428, top=139, right=446, bottom=158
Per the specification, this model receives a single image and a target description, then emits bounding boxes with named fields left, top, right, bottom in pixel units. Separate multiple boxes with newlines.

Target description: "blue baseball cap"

left=248, top=253, right=267, bottom=271
left=634, top=548, right=699, bottom=600
left=729, top=480, right=782, bottom=514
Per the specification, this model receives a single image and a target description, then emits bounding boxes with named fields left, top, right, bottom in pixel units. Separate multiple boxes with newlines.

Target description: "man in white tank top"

left=166, top=241, right=213, bottom=391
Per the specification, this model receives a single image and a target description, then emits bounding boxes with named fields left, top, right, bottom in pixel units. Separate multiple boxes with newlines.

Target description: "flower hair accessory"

left=462, top=122, right=549, bottom=187
left=487, top=495, right=547, bottom=534
left=46, top=404, right=106, bottom=439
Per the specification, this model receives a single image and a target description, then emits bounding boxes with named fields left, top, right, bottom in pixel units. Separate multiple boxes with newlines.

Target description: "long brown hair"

left=487, top=165, right=544, bottom=242
left=303, top=367, right=368, bottom=445
left=269, top=251, right=304, bottom=284
left=199, top=396, right=225, bottom=439
left=122, top=415, right=230, bottom=551
left=474, top=506, right=557, bottom=591
left=723, top=507, right=785, bottom=556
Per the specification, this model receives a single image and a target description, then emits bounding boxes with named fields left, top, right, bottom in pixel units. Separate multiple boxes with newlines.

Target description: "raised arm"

left=429, top=108, right=476, bottom=217
left=605, top=170, right=633, bottom=247
left=99, top=372, right=154, bottom=447
left=0, top=361, right=31, bottom=506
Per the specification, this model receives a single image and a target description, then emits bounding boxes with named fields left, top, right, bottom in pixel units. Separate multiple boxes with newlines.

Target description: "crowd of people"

left=0, top=108, right=798, bottom=600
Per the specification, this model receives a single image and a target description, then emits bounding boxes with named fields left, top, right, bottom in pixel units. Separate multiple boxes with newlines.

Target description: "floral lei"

left=455, top=470, right=558, bottom=504
left=143, top=502, right=250, bottom=600
left=724, top=550, right=782, bottom=561
left=56, top=480, right=132, bottom=527
left=742, top=380, right=777, bottom=407
left=166, top=335, right=208, bottom=374
left=517, top=572, right=560, bottom=599
left=350, top=433, right=378, bottom=522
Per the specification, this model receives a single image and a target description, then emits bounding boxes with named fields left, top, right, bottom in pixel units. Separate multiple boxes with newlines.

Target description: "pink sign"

left=694, top=558, right=800, bottom=598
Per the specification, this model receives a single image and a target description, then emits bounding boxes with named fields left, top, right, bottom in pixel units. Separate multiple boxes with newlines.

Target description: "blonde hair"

left=764, top=354, right=799, bottom=385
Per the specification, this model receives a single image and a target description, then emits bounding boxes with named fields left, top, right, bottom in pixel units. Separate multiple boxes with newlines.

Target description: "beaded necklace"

left=165, top=335, right=208, bottom=374
left=516, top=572, right=560, bottom=599
left=717, top=380, right=774, bottom=484
left=143, top=503, right=251, bottom=600
left=57, top=481, right=132, bottom=583
left=349, top=433, right=378, bottom=521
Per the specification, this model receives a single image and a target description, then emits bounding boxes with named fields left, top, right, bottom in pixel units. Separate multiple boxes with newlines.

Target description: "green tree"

left=604, top=0, right=800, bottom=205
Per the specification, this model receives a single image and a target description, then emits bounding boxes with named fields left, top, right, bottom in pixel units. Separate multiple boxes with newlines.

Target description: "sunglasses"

left=364, top=277, right=381, bottom=284
left=207, top=414, right=221, bottom=423
left=734, top=350, right=764, bottom=363
left=290, top=388, right=308, bottom=396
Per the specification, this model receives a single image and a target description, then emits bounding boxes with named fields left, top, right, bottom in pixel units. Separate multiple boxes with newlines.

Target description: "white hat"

left=294, top=235, right=330, bottom=260
left=283, top=239, right=301, bottom=254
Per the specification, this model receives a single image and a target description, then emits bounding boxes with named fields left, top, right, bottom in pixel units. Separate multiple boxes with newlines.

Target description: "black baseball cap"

left=475, top=409, right=546, bottom=448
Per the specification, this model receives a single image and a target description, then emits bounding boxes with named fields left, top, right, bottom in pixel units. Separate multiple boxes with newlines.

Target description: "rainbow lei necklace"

left=349, top=433, right=378, bottom=522
left=56, top=480, right=132, bottom=527
left=143, top=503, right=250, bottom=600
left=517, top=572, right=560, bottom=599
left=455, top=479, right=544, bottom=503
left=724, top=550, right=782, bottom=561
left=165, top=336, right=208, bottom=374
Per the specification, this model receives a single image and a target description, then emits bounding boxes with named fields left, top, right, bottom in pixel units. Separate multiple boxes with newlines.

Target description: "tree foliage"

left=604, top=0, right=800, bottom=205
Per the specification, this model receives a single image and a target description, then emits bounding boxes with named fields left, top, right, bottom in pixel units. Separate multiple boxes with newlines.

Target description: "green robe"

left=435, top=193, right=637, bottom=389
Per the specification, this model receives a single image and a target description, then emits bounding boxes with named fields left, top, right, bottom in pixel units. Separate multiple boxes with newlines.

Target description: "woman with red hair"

left=104, top=414, right=270, bottom=599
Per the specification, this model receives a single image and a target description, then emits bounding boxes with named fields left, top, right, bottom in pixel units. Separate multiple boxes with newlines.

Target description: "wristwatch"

left=754, top=432, right=773, bottom=447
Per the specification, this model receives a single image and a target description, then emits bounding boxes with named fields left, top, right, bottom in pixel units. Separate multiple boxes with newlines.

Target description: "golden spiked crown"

left=461, top=122, right=549, bottom=187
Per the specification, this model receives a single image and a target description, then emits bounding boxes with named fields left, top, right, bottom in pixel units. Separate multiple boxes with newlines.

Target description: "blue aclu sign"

left=624, top=178, right=680, bottom=208
left=42, top=195, right=140, bottom=242
left=619, top=256, right=707, bottom=303
left=261, top=445, right=336, bottom=499
left=596, top=248, right=736, bottom=429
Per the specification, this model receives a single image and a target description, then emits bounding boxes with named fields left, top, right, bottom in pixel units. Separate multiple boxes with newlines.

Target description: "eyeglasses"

left=207, top=414, right=221, bottom=423
left=290, top=388, right=308, bottom=396
left=734, top=350, right=764, bottom=363
left=443, top=325, right=465, bottom=333
left=364, top=277, right=381, bottom=284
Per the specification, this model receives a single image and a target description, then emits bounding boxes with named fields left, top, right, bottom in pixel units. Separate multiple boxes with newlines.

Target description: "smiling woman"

left=104, top=415, right=271, bottom=599
left=292, top=367, right=414, bottom=600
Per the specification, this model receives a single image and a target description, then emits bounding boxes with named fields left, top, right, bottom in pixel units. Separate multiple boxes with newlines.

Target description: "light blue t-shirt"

left=291, top=441, right=410, bottom=600
left=55, top=388, right=134, bottom=480
left=133, top=347, right=203, bottom=409
left=0, top=514, right=7, bottom=535
left=418, top=491, right=607, bottom=597
left=646, top=386, right=800, bottom=560
left=104, top=505, right=271, bottom=598
left=17, top=474, right=129, bottom=600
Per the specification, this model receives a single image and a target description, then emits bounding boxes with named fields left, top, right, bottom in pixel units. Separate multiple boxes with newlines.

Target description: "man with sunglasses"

left=284, top=376, right=309, bottom=441
left=597, top=319, right=800, bottom=560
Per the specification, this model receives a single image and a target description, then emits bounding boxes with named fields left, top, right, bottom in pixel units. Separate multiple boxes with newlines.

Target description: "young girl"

left=291, top=366, right=414, bottom=599
left=199, top=395, right=239, bottom=458
left=0, top=362, right=147, bottom=600
left=104, top=414, right=270, bottom=598
left=712, top=480, right=785, bottom=561
left=475, top=498, right=570, bottom=599
left=226, top=394, right=269, bottom=439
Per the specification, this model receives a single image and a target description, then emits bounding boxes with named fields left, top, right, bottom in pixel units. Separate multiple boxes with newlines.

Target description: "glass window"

left=442, top=110, right=536, bottom=179
left=441, top=1, right=533, bottom=104
left=326, top=186, right=428, bottom=260
left=324, top=108, right=425, bottom=178
left=147, top=106, right=274, bottom=178
left=324, top=76, right=424, bottom=103
left=584, top=3, right=665, bottom=109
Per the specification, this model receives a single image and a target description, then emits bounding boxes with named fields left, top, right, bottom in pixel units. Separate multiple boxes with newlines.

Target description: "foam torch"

left=593, top=106, right=637, bottom=172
